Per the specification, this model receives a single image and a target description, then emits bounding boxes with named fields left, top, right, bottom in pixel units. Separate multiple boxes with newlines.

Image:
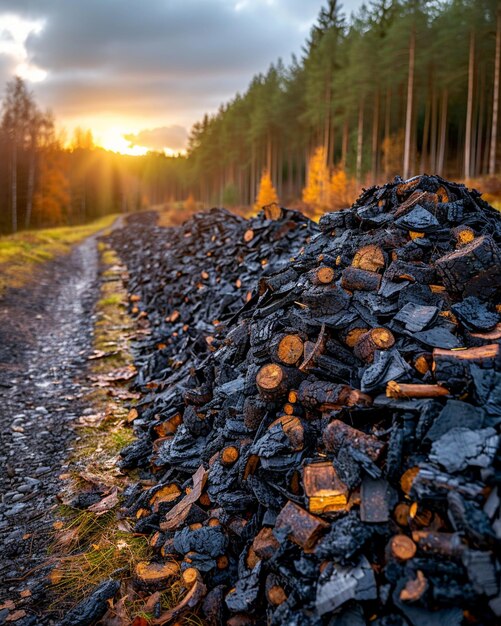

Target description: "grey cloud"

left=123, top=125, right=188, bottom=151
left=0, top=0, right=365, bottom=126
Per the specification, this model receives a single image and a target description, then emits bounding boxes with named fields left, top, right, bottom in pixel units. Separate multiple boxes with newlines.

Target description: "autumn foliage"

left=302, top=146, right=358, bottom=214
left=254, top=169, right=279, bottom=211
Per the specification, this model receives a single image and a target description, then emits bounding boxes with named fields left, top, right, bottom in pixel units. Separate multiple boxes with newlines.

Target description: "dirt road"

left=0, top=230, right=112, bottom=623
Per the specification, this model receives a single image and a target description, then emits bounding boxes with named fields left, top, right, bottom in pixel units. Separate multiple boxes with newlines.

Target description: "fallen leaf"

left=19, top=590, right=31, bottom=598
left=6, top=610, right=26, bottom=622
left=0, top=600, right=15, bottom=611
left=143, top=591, right=161, bottom=612
left=74, top=412, right=107, bottom=428
left=126, top=408, right=138, bottom=423
left=87, top=488, right=120, bottom=515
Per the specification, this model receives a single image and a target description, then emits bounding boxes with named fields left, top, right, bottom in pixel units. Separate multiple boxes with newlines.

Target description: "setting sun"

left=97, top=128, right=149, bottom=156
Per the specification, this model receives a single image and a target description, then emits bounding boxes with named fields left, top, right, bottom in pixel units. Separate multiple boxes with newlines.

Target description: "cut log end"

left=182, top=567, right=201, bottom=588
left=135, top=561, right=179, bottom=589
left=277, top=334, right=304, bottom=365
left=352, top=245, right=385, bottom=273
left=256, top=363, right=284, bottom=391
left=220, top=446, right=240, bottom=467
left=390, top=535, right=417, bottom=561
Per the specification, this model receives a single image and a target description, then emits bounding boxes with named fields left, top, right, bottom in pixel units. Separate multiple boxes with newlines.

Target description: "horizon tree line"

left=0, top=0, right=499, bottom=233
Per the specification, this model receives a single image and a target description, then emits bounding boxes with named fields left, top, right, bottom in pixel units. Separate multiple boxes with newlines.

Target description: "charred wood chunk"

left=434, top=235, right=501, bottom=299
left=267, top=414, right=304, bottom=451
left=256, top=363, right=302, bottom=401
left=274, top=501, right=329, bottom=552
left=315, top=511, right=376, bottom=563
left=59, top=580, right=120, bottom=626
left=341, top=266, right=382, bottom=292
left=452, top=225, right=475, bottom=247
left=243, top=395, right=268, bottom=430
left=451, top=296, right=499, bottom=332
left=393, top=302, right=438, bottom=332
left=433, top=344, right=500, bottom=389
left=429, top=427, right=498, bottom=472
left=411, top=466, right=484, bottom=500
left=299, top=380, right=372, bottom=412
left=303, top=461, right=349, bottom=514
left=309, top=265, right=335, bottom=285
left=395, top=205, right=440, bottom=232
left=265, top=573, right=288, bottom=606
left=361, top=349, right=413, bottom=393
left=385, top=259, right=437, bottom=284
left=447, top=491, right=497, bottom=549
left=225, top=562, right=262, bottom=613
left=173, top=525, right=228, bottom=559
left=412, top=531, right=466, bottom=558
left=323, top=419, right=384, bottom=462
left=462, top=549, right=499, bottom=597
left=251, top=526, right=280, bottom=560
left=360, top=477, right=395, bottom=523
left=315, top=556, right=377, bottom=615
left=353, top=327, right=395, bottom=363
left=425, top=400, right=485, bottom=442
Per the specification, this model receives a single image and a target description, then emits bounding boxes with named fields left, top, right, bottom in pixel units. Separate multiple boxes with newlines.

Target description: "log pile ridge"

left=106, top=175, right=501, bottom=625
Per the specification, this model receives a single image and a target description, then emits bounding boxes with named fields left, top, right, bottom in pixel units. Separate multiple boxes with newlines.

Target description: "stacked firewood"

left=109, top=176, right=501, bottom=625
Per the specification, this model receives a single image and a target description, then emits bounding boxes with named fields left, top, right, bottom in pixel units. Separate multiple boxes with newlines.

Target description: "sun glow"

left=94, top=128, right=182, bottom=156
left=97, top=128, right=149, bottom=156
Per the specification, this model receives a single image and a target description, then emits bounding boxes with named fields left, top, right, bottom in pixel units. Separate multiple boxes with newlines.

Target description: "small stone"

left=34, top=467, right=50, bottom=476
left=5, top=503, right=27, bottom=516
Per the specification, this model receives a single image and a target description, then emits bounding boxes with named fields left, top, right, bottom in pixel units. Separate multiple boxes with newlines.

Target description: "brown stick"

left=386, top=381, right=450, bottom=399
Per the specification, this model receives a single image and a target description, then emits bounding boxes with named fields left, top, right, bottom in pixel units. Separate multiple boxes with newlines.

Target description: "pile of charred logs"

left=107, top=176, right=501, bottom=625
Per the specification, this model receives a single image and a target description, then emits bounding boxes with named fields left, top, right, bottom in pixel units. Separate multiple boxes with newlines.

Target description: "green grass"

left=0, top=214, right=119, bottom=296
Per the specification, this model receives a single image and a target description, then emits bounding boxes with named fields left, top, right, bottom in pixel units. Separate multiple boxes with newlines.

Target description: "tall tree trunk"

left=403, top=27, right=416, bottom=179
left=430, top=86, right=438, bottom=172
left=489, top=6, right=501, bottom=175
left=11, top=140, right=17, bottom=233
left=323, top=82, right=331, bottom=168
left=474, top=66, right=485, bottom=177
left=437, top=89, right=448, bottom=176
left=341, top=118, right=349, bottom=168
left=25, top=147, right=36, bottom=229
left=371, top=90, right=380, bottom=184
left=384, top=86, right=391, bottom=177
left=464, top=29, right=475, bottom=179
left=420, top=75, right=432, bottom=173
left=356, top=100, right=364, bottom=183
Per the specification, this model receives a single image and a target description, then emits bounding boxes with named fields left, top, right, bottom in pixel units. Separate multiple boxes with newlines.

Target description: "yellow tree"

left=254, top=169, right=279, bottom=211
left=33, top=145, right=70, bottom=227
left=330, top=166, right=358, bottom=210
left=302, top=146, right=330, bottom=211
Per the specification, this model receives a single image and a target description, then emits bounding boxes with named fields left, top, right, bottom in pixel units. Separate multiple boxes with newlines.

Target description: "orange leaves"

left=254, top=169, right=279, bottom=211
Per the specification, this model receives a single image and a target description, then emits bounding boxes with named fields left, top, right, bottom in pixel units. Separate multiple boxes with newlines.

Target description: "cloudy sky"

left=0, top=0, right=364, bottom=154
